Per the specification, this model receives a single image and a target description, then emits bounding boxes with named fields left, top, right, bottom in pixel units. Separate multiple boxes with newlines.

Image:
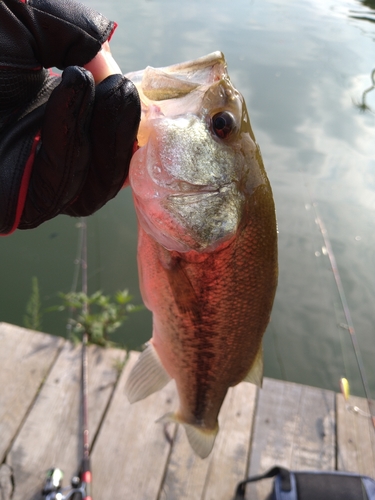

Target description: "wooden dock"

left=0, top=322, right=374, bottom=500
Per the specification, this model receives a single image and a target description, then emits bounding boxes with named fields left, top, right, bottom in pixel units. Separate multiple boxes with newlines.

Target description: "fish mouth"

left=167, top=183, right=234, bottom=200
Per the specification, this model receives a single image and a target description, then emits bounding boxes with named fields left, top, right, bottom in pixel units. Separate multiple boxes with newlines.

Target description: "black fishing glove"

left=0, top=0, right=140, bottom=234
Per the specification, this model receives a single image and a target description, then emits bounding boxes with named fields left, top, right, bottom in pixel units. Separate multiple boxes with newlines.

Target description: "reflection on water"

left=350, top=0, right=375, bottom=112
left=354, top=68, right=375, bottom=112
left=350, top=0, right=375, bottom=24
left=0, top=0, right=374, bottom=397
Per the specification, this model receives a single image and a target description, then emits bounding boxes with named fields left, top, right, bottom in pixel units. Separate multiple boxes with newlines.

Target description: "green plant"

left=24, top=276, right=42, bottom=331
left=54, top=289, right=142, bottom=347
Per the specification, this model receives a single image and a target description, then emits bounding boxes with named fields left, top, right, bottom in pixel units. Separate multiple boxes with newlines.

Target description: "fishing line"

left=269, top=324, right=287, bottom=381
left=65, top=221, right=85, bottom=338
left=311, top=202, right=375, bottom=429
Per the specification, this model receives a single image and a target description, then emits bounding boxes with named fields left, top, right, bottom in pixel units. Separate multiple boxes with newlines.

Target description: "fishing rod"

left=312, top=202, right=375, bottom=429
left=42, top=218, right=92, bottom=500
left=79, top=217, right=92, bottom=500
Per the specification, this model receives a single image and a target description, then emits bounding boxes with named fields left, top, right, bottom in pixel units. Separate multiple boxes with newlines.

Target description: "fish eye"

left=211, top=111, right=235, bottom=139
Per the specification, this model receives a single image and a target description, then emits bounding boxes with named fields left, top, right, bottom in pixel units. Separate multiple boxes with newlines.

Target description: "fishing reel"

left=42, top=468, right=87, bottom=500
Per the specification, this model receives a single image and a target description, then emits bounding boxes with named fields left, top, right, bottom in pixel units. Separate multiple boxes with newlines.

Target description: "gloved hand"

left=0, top=0, right=140, bottom=235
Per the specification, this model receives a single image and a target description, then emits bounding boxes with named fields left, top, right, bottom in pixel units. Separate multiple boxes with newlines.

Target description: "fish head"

left=128, top=52, right=268, bottom=252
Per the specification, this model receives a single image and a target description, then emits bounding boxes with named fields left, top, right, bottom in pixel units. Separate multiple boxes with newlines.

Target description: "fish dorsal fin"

left=157, top=412, right=218, bottom=459
left=125, top=343, right=171, bottom=403
left=243, top=344, right=263, bottom=388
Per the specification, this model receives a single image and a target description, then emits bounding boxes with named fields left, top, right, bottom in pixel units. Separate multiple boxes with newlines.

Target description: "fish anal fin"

left=243, top=344, right=263, bottom=388
left=157, top=412, right=218, bottom=459
left=125, top=343, right=171, bottom=403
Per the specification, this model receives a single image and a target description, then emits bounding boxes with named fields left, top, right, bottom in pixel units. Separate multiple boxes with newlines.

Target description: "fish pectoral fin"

left=243, top=344, right=263, bottom=388
left=124, top=343, right=171, bottom=403
left=157, top=412, right=218, bottom=459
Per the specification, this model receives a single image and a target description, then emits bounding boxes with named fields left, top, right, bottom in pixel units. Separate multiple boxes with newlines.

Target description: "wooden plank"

left=0, top=322, right=63, bottom=462
left=203, top=382, right=258, bottom=500
left=5, top=342, right=125, bottom=500
left=158, top=425, right=208, bottom=500
left=159, top=382, right=258, bottom=500
left=91, top=351, right=179, bottom=500
left=336, top=393, right=375, bottom=477
left=245, top=379, right=335, bottom=500
left=0, top=464, right=13, bottom=500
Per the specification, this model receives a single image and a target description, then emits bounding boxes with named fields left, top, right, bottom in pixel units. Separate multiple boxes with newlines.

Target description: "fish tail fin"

left=184, top=421, right=218, bottom=459
left=125, top=342, right=171, bottom=403
left=157, top=412, right=218, bottom=459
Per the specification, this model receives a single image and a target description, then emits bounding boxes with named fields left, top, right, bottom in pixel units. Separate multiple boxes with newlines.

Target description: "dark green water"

left=1, top=0, right=374, bottom=397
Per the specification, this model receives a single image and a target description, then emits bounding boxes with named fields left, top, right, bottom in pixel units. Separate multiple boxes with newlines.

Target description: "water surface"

left=1, top=0, right=374, bottom=397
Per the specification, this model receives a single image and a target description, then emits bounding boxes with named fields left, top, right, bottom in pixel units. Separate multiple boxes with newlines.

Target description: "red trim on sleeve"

left=48, top=68, right=61, bottom=77
left=122, top=140, right=139, bottom=189
left=107, top=22, right=118, bottom=42
left=132, top=139, right=139, bottom=155
left=2, top=133, right=40, bottom=236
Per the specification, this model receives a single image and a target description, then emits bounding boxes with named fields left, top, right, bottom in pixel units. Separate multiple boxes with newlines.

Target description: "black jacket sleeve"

left=0, top=0, right=115, bottom=70
left=0, top=0, right=140, bottom=234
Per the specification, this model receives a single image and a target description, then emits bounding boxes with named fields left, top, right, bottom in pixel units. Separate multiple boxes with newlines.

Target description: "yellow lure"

left=340, top=377, right=350, bottom=401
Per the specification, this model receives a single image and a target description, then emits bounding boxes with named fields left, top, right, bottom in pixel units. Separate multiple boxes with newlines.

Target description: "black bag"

left=234, top=466, right=375, bottom=500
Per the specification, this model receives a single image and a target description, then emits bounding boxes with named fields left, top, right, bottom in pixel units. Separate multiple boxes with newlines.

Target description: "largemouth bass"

left=124, top=52, right=278, bottom=458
